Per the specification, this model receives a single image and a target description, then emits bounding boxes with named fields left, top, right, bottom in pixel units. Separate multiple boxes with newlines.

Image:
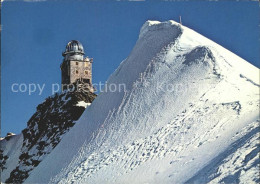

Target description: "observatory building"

left=60, top=40, right=94, bottom=92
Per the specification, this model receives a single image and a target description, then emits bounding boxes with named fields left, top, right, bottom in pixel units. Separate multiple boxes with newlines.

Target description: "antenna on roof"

left=179, top=16, right=182, bottom=25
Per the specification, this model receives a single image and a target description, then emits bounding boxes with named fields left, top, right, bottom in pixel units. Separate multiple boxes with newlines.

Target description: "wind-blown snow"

left=25, top=20, right=259, bottom=184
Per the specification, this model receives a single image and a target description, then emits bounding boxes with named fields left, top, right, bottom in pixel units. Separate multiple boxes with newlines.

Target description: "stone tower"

left=61, top=40, right=94, bottom=92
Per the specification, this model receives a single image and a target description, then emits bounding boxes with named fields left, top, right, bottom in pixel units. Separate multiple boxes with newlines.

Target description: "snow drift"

left=25, top=20, right=259, bottom=183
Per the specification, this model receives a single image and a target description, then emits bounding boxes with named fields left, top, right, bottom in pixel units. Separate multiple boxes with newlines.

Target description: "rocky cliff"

left=0, top=90, right=96, bottom=183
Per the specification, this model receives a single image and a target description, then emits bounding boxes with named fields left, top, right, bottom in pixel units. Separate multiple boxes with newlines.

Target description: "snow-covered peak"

left=139, top=20, right=181, bottom=39
left=25, top=20, right=259, bottom=183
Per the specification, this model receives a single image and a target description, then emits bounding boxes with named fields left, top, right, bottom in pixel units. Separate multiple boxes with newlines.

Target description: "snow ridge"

left=25, top=20, right=259, bottom=184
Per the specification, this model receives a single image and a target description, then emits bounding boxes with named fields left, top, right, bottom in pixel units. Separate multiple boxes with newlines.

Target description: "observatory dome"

left=62, top=40, right=85, bottom=61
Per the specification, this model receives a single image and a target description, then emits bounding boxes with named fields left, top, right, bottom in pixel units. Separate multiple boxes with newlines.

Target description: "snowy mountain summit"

left=6, top=20, right=260, bottom=183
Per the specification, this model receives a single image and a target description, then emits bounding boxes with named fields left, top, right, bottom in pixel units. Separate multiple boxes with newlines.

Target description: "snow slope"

left=26, top=20, right=259, bottom=183
left=0, top=134, right=23, bottom=182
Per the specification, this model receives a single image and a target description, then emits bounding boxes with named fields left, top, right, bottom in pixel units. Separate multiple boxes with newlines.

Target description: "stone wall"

left=69, top=60, right=92, bottom=84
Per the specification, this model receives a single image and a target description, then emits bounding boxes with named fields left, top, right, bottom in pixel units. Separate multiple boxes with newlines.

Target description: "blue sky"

left=1, top=1, right=259, bottom=136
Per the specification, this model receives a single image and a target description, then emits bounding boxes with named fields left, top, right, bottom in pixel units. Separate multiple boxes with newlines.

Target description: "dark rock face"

left=0, top=149, right=8, bottom=171
left=4, top=90, right=96, bottom=183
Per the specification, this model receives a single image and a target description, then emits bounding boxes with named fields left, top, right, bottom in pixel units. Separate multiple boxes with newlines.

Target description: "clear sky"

left=1, top=1, right=259, bottom=136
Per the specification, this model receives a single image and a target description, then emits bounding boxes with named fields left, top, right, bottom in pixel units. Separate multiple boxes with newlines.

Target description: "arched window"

left=84, top=70, right=88, bottom=75
left=76, top=62, right=79, bottom=65
left=76, top=70, right=79, bottom=74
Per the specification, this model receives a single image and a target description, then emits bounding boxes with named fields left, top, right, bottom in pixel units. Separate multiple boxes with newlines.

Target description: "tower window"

left=76, top=70, right=79, bottom=74
left=83, top=79, right=90, bottom=84
left=84, top=70, right=88, bottom=75
left=76, top=62, right=78, bottom=65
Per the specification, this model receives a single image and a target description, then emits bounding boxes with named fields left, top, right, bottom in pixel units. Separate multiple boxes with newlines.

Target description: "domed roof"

left=62, top=40, right=85, bottom=56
